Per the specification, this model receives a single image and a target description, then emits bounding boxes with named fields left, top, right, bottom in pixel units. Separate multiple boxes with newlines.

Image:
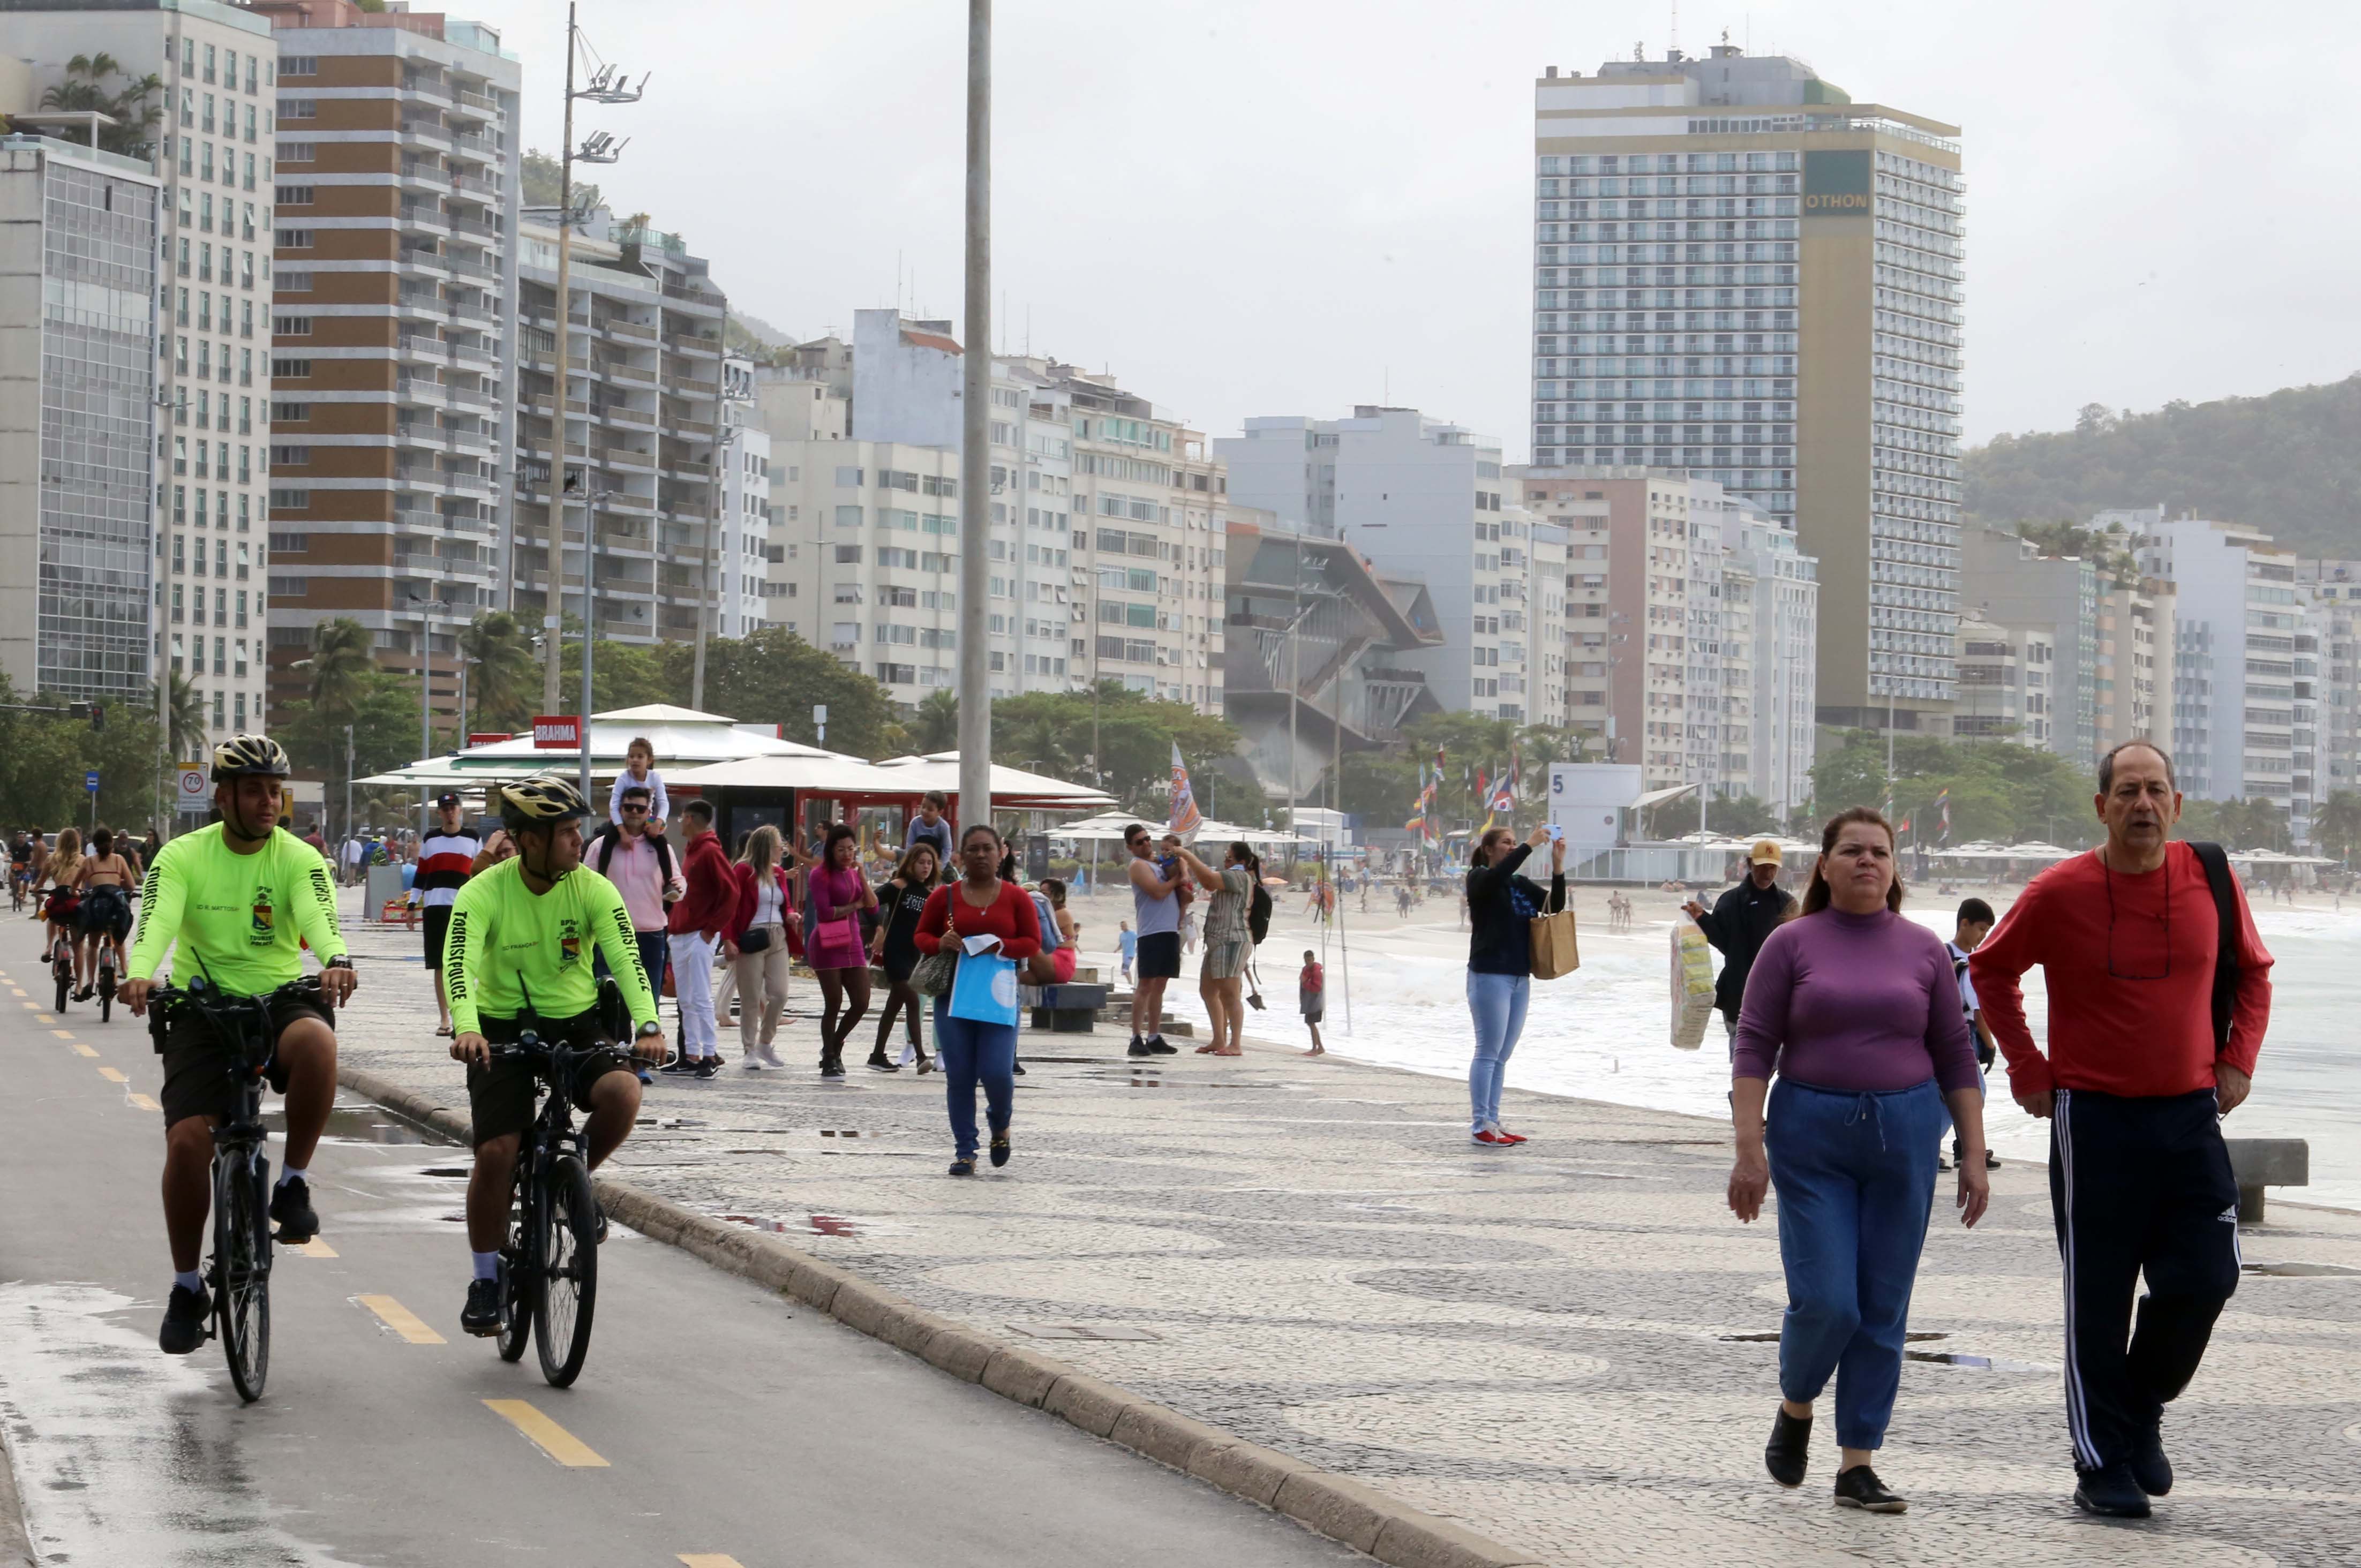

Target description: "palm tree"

left=2314, top=789, right=2361, bottom=865
left=161, top=669, right=205, bottom=761
left=39, top=54, right=163, bottom=157
left=458, top=610, right=536, bottom=734
left=910, top=689, right=959, bottom=752
left=294, top=617, right=375, bottom=727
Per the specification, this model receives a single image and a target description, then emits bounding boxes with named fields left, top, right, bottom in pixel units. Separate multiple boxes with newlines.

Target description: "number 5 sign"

left=176, top=765, right=210, bottom=814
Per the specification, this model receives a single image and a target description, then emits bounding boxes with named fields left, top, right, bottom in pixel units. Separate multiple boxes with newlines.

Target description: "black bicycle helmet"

left=497, top=775, right=591, bottom=833
left=210, top=734, right=292, bottom=783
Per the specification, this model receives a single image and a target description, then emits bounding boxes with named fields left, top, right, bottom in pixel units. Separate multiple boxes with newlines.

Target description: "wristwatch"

left=635, top=1021, right=662, bottom=1039
left=324, top=956, right=355, bottom=970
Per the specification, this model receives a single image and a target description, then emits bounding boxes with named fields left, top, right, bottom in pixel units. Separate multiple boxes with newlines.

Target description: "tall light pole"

left=578, top=488, right=612, bottom=804
left=954, top=0, right=993, bottom=834
left=692, top=327, right=736, bottom=714
left=408, top=594, right=434, bottom=832
left=540, top=5, right=640, bottom=715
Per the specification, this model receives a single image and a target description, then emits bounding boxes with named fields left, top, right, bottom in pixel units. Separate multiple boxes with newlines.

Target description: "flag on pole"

left=1167, top=743, right=1202, bottom=841
left=1488, top=767, right=1517, bottom=815
left=1404, top=763, right=1429, bottom=834
left=1936, top=786, right=1951, bottom=844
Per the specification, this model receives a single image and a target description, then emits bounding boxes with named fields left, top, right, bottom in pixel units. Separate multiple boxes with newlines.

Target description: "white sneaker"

left=742, top=1053, right=764, bottom=1072
left=757, top=1044, right=787, bottom=1069
left=897, top=1042, right=917, bottom=1067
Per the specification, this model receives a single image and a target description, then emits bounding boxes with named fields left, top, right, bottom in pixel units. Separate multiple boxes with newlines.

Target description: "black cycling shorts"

left=465, top=1009, right=635, bottom=1148
left=158, top=989, right=335, bottom=1128
left=422, top=904, right=454, bottom=970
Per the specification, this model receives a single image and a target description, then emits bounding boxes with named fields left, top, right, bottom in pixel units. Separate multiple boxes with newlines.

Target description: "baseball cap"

left=435, top=791, right=462, bottom=809
left=1748, top=839, right=1784, bottom=866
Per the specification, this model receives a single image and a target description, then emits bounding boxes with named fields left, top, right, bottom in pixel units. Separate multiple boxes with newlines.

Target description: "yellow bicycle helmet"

left=497, top=775, right=591, bottom=833
left=210, top=734, right=292, bottom=783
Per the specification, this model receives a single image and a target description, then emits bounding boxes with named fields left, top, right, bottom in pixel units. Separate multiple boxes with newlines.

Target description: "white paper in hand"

left=961, top=934, right=1003, bottom=956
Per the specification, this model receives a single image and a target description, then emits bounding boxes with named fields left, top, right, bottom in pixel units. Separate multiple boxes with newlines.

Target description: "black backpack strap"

left=2189, top=840, right=2239, bottom=1053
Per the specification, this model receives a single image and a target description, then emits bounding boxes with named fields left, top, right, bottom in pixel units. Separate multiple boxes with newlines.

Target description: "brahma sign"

left=532, top=715, right=582, bottom=749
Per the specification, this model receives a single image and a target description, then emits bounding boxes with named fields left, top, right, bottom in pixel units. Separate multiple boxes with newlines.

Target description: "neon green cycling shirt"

left=442, top=856, right=658, bottom=1038
left=128, top=824, right=347, bottom=993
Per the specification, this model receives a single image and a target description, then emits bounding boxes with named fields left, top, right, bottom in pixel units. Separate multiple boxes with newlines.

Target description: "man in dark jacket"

left=1682, top=839, right=1795, bottom=1051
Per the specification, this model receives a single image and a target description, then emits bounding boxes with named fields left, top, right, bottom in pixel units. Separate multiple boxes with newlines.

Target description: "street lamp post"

left=408, top=595, right=434, bottom=832
left=954, top=0, right=993, bottom=833
left=691, top=306, right=735, bottom=713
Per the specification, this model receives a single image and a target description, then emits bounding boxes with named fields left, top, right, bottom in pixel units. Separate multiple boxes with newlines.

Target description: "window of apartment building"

left=278, top=99, right=315, bottom=122
left=274, top=185, right=313, bottom=207
left=833, top=466, right=864, bottom=487
left=276, top=228, right=312, bottom=250
left=269, top=445, right=310, bottom=467
left=268, top=532, right=307, bottom=554
left=283, top=56, right=318, bottom=78
left=270, top=358, right=311, bottom=380
left=273, top=314, right=311, bottom=337
left=279, top=141, right=317, bottom=164
left=833, top=545, right=862, bottom=564
left=833, top=505, right=863, bottom=529
left=266, top=576, right=305, bottom=597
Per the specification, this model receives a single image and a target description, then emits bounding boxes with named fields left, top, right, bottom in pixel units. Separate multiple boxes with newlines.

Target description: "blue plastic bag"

left=949, top=949, right=1020, bottom=1027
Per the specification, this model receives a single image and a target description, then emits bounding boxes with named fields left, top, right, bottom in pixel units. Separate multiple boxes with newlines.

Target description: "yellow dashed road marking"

left=679, top=1557, right=748, bottom=1567
left=483, top=1400, right=608, bottom=1467
left=355, top=1294, right=445, bottom=1345
left=51, top=1029, right=76, bottom=1041
left=127, top=1093, right=159, bottom=1112
left=70, top=1042, right=97, bottom=1057
left=290, top=1238, right=337, bottom=1258
left=96, top=1067, right=127, bottom=1084
left=33, top=1013, right=52, bottom=1023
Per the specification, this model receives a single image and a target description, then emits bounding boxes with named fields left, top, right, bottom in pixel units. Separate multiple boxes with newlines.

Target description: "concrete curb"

left=0, top=1425, right=37, bottom=1568
left=337, top=1063, right=1546, bottom=1567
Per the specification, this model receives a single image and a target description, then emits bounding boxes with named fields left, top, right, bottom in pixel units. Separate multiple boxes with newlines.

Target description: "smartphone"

left=1544, top=823, right=1563, bottom=841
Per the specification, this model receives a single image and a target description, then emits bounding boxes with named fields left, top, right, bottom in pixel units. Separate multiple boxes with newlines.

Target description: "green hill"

left=1962, top=374, right=2361, bottom=558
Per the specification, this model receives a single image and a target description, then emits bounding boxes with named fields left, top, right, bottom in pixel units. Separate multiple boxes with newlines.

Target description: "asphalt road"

left=0, top=960, right=1360, bottom=1568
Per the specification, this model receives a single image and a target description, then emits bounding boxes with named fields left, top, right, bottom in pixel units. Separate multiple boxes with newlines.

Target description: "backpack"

left=1247, top=880, right=1272, bottom=946
left=593, top=825, right=678, bottom=909
left=1028, top=888, right=1062, bottom=954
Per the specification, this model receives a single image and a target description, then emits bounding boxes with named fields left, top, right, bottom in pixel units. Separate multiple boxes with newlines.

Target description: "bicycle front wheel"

left=531, top=1156, right=598, bottom=1388
left=495, top=1159, right=531, bottom=1364
left=215, top=1151, right=271, bottom=1402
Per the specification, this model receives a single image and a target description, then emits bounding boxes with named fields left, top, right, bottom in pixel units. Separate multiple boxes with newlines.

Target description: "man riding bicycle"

left=445, top=777, right=664, bottom=1338
left=123, top=736, right=358, bottom=1355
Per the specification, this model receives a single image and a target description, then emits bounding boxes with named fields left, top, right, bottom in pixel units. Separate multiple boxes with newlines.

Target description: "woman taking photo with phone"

left=1462, top=821, right=1565, bottom=1147
left=1727, top=806, right=1989, bottom=1514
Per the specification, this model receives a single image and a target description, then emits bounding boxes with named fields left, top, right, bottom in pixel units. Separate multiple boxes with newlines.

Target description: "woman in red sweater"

left=914, top=823, right=1041, bottom=1175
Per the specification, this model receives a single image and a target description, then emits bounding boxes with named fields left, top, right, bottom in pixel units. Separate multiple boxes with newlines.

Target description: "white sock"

left=276, top=1165, right=305, bottom=1189
left=174, top=1269, right=202, bottom=1292
left=472, top=1251, right=500, bottom=1281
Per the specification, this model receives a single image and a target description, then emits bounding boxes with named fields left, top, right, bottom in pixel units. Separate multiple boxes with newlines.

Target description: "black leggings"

left=814, top=966, right=871, bottom=1062
left=873, top=975, right=926, bottom=1058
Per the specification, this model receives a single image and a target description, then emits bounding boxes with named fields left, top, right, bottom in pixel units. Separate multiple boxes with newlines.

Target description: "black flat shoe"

left=1764, top=1407, right=1811, bottom=1488
left=989, top=1132, right=1011, bottom=1168
left=948, top=1156, right=975, bottom=1177
left=2074, top=1460, right=2151, bottom=1519
left=1832, top=1464, right=1905, bottom=1513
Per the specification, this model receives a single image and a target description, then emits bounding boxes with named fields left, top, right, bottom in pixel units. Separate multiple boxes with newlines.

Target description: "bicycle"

left=43, top=892, right=76, bottom=1014
left=144, top=975, right=329, bottom=1403
left=483, top=1022, right=611, bottom=1388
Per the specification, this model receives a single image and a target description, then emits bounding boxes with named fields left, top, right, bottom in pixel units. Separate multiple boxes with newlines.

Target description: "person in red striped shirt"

left=417, top=793, right=482, bottom=1038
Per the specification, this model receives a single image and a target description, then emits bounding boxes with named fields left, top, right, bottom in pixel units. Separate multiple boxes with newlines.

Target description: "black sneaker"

left=1127, top=1035, right=1153, bottom=1059
left=1984, top=1150, right=2002, bottom=1171
left=989, top=1133, right=1011, bottom=1168
left=1012, top=1059, right=1026, bottom=1076
left=269, top=1176, right=319, bottom=1244
left=820, top=1055, right=846, bottom=1079
left=461, top=1276, right=505, bottom=1337
left=866, top=1051, right=901, bottom=1073
left=1764, top=1406, right=1811, bottom=1488
left=2074, top=1460, right=2152, bottom=1519
left=2131, top=1423, right=2172, bottom=1496
left=158, top=1283, right=210, bottom=1354
left=693, top=1056, right=720, bottom=1080
left=659, top=1054, right=698, bottom=1075
left=1146, top=1036, right=1177, bottom=1055
left=1832, top=1464, right=1906, bottom=1513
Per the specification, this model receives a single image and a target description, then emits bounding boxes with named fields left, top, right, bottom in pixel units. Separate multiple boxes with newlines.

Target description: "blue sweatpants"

left=933, top=997, right=1017, bottom=1160
left=1764, top=1076, right=1946, bottom=1450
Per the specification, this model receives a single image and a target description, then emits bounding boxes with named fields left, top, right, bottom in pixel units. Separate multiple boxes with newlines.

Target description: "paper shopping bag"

left=1671, top=922, right=1716, bottom=1051
left=949, top=951, right=1020, bottom=1027
left=1529, top=903, right=1580, bottom=979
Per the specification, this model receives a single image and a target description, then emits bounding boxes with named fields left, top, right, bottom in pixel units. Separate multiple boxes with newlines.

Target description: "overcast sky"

left=451, top=0, right=2358, bottom=458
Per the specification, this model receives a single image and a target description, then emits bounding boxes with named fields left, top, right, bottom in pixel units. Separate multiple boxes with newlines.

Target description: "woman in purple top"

left=1727, top=806, right=1990, bottom=1516
left=805, top=823, right=879, bottom=1077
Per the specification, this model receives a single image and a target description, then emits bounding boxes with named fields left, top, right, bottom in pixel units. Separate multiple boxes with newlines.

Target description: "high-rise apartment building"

left=1952, top=616, right=2054, bottom=749
left=762, top=310, right=1226, bottom=711
left=2138, top=517, right=2301, bottom=811
left=1959, top=522, right=2097, bottom=760
left=511, top=209, right=757, bottom=652
left=1530, top=45, right=1963, bottom=736
left=2297, top=561, right=2359, bottom=811
left=248, top=0, right=520, bottom=732
left=1, top=0, right=278, bottom=730
left=1221, top=408, right=1534, bottom=720
left=0, top=129, right=160, bottom=703
left=1723, top=506, right=1818, bottom=811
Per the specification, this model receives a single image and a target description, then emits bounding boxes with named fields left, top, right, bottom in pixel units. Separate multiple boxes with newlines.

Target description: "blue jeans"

left=933, top=997, right=1017, bottom=1160
left=1464, top=970, right=1531, bottom=1132
left=1765, top=1076, right=1947, bottom=1450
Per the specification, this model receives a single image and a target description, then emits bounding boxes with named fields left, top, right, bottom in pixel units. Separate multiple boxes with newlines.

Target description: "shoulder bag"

left=1528, top=878, right=1580, bottom=980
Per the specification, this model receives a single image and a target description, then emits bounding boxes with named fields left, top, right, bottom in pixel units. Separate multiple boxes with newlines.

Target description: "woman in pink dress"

left=805, top=823, right=878, bottom=1077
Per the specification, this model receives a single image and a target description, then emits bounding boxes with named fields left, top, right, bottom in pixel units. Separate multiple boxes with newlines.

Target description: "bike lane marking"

left=678, top=1557, right=749, bottom=1567
left=127, top=1094, right=159, bottom=1112
left=69, top=1042, right=98, bottom=1057
left=288, top=1238, right=337, bottom=1257
left=354, top=1294, right=445, bottom=1344
left=95, top=1067, right=127, bottom=1084
left=482, top=1399, right=608, bottom=1467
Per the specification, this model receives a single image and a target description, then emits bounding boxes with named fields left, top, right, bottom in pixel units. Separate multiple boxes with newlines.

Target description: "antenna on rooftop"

left=1671, top=0, right=1679, bottom=54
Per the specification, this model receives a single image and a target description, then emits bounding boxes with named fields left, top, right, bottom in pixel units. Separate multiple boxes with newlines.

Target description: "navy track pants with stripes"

left=2048, top=1086, right=2241, bottom=1473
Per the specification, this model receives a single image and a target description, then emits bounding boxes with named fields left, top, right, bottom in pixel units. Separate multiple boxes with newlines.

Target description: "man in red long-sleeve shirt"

left=664, top=799, right=735, bottom=1079
left=1971, top=740, right=2272, bottom=1521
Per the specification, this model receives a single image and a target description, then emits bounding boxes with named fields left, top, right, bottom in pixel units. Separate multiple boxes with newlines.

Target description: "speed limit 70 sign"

left=175, top=765, right=210, bottom=814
